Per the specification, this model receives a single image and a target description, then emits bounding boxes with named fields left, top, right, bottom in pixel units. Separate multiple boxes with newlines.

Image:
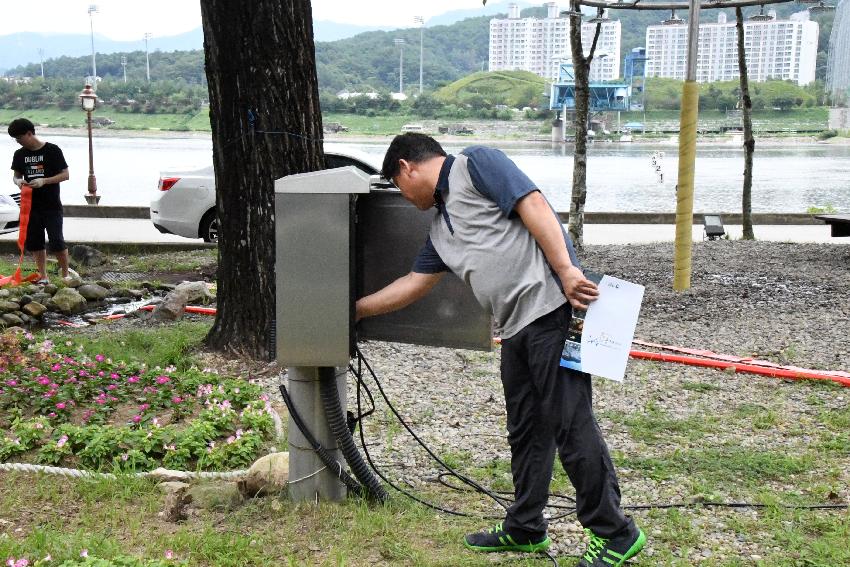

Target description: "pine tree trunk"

left=736, top=8, right=755, bottom=240
left=200, top=0, right=324, bottom=358
left=568, top=10, right=601, bottom=251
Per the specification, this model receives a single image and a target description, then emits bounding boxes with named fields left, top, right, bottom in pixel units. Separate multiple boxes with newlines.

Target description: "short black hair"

left=381, top=133, right=447, bottom=179
left=7, top=118, right=35, bottom=138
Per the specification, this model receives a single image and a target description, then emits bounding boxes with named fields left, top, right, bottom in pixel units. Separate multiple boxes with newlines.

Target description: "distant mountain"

left=313, top=21, right=384, bottom=42
left=0, top=29, right=204, bottom=74
left=426, top=1, right=534, bottom=26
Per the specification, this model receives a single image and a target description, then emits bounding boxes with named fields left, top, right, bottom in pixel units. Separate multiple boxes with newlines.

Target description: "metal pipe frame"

left=580, top=0, right=797, bottom=10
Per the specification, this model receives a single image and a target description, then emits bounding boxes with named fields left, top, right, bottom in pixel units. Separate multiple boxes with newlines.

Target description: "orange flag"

left=0, top=184, right=40, bottom=286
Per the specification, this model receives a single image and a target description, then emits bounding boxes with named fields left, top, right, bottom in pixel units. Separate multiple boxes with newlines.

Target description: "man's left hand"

left=29, top=178, right=45, bottom=189
left=559, top=265, right=599, bottom=311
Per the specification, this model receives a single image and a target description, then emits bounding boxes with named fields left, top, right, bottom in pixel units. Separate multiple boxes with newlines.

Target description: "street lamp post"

left=88, top=5, right=98, bottom=84
left=414, top=16, right=424, bottom=95
left=394, top=38, right=405, bottom=95
left=38, top=48, right=44, bottom=79
left=144, top=32, right=152, bottom=82
left=79, top=84, right=100, bottom=205
left=121, top=55, right=127, bottom=83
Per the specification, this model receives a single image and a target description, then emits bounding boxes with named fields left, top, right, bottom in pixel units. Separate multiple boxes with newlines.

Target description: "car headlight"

left=0, top=195, right=17, bottom=207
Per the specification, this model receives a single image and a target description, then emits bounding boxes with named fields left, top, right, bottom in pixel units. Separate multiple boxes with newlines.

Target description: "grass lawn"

left=0, top=313, right=847, bottom=565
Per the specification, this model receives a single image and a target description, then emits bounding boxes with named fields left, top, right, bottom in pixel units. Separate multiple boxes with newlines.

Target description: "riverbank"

left=32, top=124, right=850, bottom=147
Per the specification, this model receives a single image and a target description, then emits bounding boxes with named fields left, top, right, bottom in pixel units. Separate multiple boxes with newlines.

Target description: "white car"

left=0, top=188, right=21, bottom=235
left=151, top=146, right=380, bottom=242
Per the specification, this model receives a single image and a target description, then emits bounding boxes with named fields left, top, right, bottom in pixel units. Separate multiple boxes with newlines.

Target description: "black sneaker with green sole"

left=464, top=522, right=551, bottom=553
left=578, top=527, right=646, bottom=566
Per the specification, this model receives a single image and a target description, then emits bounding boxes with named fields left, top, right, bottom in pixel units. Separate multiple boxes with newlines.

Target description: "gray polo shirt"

left=412, top=146, right=581, bottom=339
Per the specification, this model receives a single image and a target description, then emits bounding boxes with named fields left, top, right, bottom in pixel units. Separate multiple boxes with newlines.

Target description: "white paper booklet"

left=559, top=273, right=645, bottom=382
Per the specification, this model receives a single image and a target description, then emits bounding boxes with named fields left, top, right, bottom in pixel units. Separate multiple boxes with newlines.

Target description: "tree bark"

left=200, top=0, right=324, bottom=358
left=736, top=7, right=755, bottom=240
left=568, top=4, right=601, bottom=251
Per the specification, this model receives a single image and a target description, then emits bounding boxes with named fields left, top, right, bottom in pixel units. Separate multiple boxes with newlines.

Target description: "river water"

left=2, top=133, right=849, bottom=213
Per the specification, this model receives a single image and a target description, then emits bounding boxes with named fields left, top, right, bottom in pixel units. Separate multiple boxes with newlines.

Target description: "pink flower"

left=48, top=412, right=57, bottom=418
left=37, top=377, right=50, bottom=386
left=226, top=436, right=236, bottom=444
left=165, top=550, right=175, bottom=560
left=80, top=549, right=88, bottom=558
left=34, top=423, right=44, bottom=430
left=171, top=396, right=183, bottom=404
left=107, top=384, right=117, bottom=390
left=56, top=435, right=68, bottom=448
left=132, top=415, right=142, bottom=423
left=55, top=402, right=66, bottom=410
left=121, top=453, right=129, bottom=461
left=139, top=403, right=150, bottom=411
left=127, top=376, right=140, bottom=383
left=97, top=371, right=105, bottom=377
left=156, top=376, right=170, bottom=385
left=95, top=354, right=105, bottom=362
left=51, top=363, right=62, bottom=371
left=6, top=380, right=17, bottom=387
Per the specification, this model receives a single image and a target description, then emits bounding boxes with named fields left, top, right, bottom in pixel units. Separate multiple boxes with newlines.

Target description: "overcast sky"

left=0, top=0, right=506, bottom=40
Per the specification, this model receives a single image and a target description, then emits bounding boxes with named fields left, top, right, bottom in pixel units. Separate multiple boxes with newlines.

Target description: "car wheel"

left=200, top=209, right=218, bottom=243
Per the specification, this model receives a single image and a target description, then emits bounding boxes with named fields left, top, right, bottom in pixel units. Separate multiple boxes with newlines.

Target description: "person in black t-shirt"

left=8, top=118, right=73, bottom=284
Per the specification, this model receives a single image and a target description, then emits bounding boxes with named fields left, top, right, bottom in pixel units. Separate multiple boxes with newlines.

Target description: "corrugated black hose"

left=278, top=382, right=364, bottom=498
left=318, top=366, right=389, bottom=503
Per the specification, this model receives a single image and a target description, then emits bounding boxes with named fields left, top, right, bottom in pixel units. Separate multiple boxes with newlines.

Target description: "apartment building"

left=489, top=2, right=621, bottom=82
left=645, top=11, right=819, bottom=86
left=826, top=0, right=850, bottom=102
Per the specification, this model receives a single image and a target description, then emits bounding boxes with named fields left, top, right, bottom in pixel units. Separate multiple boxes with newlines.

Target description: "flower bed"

left=0, top=331, right=275, bottom=472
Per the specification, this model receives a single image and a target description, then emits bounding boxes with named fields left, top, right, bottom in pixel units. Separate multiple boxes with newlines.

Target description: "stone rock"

left=0, top=290, right=9, bottom=298
left=94, top=280, right=113, bottom=289
left=238, top=452, right=290, bottom=498
left=113, top=288, right=145, bottom=299
left=19, top=313, right=31, bottom=325
left=2, top=314, right=24, bottom=326
left=32, top=293, right=52, bottom=304
left=159, top=481, right=192, bottom=523
left=77, top=284, right=110, bottom=301
left=173, top=281, right=214, bottom=303
left=0, top=301, right=20, bottom=313
left=149, top=468, right=192, bottom=482
left=43, top=284, right=58, bottom=295
left=187, top=482, right=243, bottom=511
left=19, top=295, right=32, bottom=306
left=48, top=288, right=87, bottom=314
left=150, top=289, right=190, bottom=322
left=62, top=274, right=83, bottom=288
left=70, top=244, right=107, bottom=267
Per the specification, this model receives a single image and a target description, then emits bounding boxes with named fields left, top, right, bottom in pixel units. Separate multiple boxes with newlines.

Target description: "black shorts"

left=25, top=208, right=66, bottom=253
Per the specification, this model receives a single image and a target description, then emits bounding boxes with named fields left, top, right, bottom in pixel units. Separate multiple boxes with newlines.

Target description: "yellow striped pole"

left=674, top=0, right=702, bottom=291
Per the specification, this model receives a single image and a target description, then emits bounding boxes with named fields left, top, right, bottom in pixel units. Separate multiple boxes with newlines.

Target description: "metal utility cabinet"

left=274, top=166, right=491, bottom=503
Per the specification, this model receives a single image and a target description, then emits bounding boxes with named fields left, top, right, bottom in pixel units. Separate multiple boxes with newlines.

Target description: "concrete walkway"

left=0, top=217, right=842, bottom=248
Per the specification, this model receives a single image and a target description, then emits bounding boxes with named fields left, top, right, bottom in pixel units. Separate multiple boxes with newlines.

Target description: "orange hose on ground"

left=630, top=349, right=850, bottom=388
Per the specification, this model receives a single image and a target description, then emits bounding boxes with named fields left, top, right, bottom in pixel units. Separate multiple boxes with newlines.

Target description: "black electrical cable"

left=278, top=382, right=364, bottom=497
left=319, top=366, right=389, bottom=503
left=352, top=347, right=515, bottom=513
left=351, top=345, right=850, bottom=517
left=352, top=358, right=500, bottom=518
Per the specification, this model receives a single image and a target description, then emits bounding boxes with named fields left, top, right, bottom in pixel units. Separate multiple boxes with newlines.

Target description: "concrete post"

left=286, top=366, right=347, bottom=502
left=551, top=118, right=564, bottom=142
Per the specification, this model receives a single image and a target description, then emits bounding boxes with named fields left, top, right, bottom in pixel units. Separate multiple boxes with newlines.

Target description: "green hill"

left=434, top=71, right=548, bottom=108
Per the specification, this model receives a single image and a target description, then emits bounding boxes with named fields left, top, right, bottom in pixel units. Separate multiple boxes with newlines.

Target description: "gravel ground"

left=261, top=240, right=850, bottom=561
